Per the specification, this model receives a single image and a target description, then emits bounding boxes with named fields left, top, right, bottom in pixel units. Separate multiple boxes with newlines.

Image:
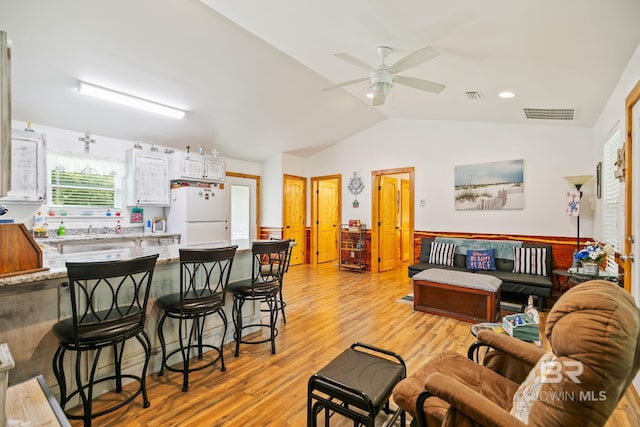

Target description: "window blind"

left=50, top=170, right=115, bottom=207
left=602, top=129, right=622, bottom=272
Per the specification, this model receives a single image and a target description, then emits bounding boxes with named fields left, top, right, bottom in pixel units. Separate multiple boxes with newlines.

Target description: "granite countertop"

left=36, top=232, right=181, bottom=244
left=0, top=240, right=253, bottom=287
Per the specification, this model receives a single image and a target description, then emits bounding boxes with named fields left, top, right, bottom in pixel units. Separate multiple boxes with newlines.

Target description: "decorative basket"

left=581, top=262, right=599, bottom=276
left=502, top=313, right=539, bottom=342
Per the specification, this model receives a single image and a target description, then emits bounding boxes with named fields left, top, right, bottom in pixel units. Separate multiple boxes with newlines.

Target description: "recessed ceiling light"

left=499, top=91, right=515, bottom=99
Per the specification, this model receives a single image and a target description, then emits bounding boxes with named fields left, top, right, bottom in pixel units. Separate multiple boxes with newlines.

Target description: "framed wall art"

left=454, top=159, right=524, bottom=210
left=596, top=161, right=602, bottom=199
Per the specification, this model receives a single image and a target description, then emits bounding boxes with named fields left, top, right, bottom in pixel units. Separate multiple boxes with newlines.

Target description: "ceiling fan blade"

left=390, top=46, right=439, bottom=73
left=322, top=77, right=370, bottom=91
left=371, top=95, right=385, bottom=106
left=334, top=53, right=376, bottom=72
left=394, top=75, right=445, bottom=93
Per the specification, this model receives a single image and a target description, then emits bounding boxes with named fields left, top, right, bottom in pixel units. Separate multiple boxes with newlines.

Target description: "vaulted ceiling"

left=2, top=0, right=640, bottom=162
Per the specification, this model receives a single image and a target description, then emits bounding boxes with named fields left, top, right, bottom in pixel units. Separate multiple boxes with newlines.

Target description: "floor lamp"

left=564, top=175, right=593, bottom=251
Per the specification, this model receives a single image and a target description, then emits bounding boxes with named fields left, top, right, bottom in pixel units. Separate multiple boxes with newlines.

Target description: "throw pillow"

left=510, top=350, right=557, bottom=423
left=466, top=249, right=496, bottom=271
left=428, top=242, right=456, bottom=266
left=513, top=247, right=547, bottom=276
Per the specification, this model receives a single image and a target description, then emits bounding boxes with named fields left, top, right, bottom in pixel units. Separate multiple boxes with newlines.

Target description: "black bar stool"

left=263, top=238, right=294, bottom=323
left=52, top=254, right=159, bottom=427
left=229, top=240, right=290, bottom=356
left=157, top=245, right=237, bottom=391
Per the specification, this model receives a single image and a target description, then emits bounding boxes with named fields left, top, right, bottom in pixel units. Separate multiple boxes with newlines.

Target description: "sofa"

left=408, top=237, right=553, bottom=310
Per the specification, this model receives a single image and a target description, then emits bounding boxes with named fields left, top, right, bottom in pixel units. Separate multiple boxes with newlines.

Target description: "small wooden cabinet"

left=0, top=223, right=47, bottom=278
left=0, top=130, right=47, bottom=203
left=169, top=151, right=225, bottom=183
left=339, top=224, right=367, bottom=272
left=126, top=149, right=170, bottom=206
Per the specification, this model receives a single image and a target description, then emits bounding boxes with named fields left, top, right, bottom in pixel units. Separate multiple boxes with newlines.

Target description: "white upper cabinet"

left=126, top=149, right=170, bottom=206
left=0, top=129, right=47, bottom=203
left=169, top=151, right=225, bottom=183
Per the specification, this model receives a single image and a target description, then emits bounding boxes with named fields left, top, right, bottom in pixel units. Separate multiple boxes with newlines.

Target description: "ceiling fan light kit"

left=369, top=70, right=393, bottom=97
left=324, top=45, right=446, bottom=106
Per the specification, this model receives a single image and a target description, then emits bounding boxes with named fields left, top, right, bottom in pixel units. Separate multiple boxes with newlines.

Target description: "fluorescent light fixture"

left=498, top=91, right=515, bottom=99
left=77, top=81, right=185, bottom=119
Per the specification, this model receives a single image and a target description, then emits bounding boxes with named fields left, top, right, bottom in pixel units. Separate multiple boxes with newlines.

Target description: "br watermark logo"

left=515, top=355, right=607, bottom=403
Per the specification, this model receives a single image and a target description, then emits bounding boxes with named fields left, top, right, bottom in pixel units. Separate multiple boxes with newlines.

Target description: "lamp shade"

left=564, top=175, right=593, bottom=189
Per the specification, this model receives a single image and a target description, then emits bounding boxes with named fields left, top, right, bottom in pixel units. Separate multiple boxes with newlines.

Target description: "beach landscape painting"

left=454, top=159, right=524, bottom=210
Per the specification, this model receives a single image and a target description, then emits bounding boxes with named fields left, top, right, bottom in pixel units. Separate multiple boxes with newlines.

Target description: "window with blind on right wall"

left=602, top=129, right=623, bottom=273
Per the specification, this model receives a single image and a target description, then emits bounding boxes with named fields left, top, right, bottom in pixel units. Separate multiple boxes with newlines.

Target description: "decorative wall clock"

left=348, top=171, right=364, bottom=208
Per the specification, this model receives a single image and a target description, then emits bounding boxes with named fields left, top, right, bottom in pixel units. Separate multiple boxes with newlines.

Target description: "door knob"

left=620, top=254, right=635, bottom=262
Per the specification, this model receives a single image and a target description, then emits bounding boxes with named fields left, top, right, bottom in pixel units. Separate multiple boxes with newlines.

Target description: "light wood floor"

left=70, top=262, right=639, bottom=426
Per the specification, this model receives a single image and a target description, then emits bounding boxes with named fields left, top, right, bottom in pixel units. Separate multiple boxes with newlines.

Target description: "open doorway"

left=227, top=172, right=260, bottom=245
left=371, top=167, right=415, bottom=272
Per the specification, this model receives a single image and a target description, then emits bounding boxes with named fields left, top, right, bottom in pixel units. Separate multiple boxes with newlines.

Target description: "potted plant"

left=573, top=241, right=614, bottom=275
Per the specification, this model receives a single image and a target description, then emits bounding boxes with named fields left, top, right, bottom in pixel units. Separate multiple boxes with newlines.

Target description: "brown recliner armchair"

left=393, top=280, right=640, bottom=427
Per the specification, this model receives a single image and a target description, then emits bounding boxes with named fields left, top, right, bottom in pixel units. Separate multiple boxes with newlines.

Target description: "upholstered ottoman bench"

left=307, top=342, right=406, bottom=426
left=412, top=268, right=502, bottom=323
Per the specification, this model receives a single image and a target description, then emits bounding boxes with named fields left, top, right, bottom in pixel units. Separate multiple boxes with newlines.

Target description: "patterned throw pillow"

left=428, top=242, right=456, bottom=266
left=510, top=350, right=557, bottom=423
left=513, top=247, right=547, bottom=276
left=466, top=249, right=496, bottom=270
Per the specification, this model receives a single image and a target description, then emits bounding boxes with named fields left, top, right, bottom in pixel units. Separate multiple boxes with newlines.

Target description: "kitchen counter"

left=35, top=232, right=182, bottom=255
left=35, top=231, right=179, bottom=244
left=0, top=239, right=252, bottom=287
left=0, top=238, right=263, bottom=391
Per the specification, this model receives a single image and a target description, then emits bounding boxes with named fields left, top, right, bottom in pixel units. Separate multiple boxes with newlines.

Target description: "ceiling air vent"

left=523, top=108, right=575, bottom=120
left=465, top=91, right=482, bottom=100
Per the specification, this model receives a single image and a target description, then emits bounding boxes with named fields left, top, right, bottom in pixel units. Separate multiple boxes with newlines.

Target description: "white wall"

left=306, top=118, right=594, bottom=238
left=260, top=154, right=283, bottom=227
left=226, top=157, right=261, bottom=176
left=3, top=120, right=262, bottom=230
left=593, top=42, right=640, bottom=237
left=593, top=42, right=640, bottom=392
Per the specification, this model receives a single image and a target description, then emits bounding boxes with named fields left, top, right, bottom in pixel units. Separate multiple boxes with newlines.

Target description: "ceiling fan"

left=322, top=46, right=446, bottom=106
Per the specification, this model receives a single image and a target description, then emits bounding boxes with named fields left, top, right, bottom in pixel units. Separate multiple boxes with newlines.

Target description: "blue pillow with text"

left=466, top=249, right=496, bottom=271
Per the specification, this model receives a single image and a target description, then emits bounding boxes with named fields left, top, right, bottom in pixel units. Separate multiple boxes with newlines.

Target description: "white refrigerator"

left=165, top=186, right=230, bottom=245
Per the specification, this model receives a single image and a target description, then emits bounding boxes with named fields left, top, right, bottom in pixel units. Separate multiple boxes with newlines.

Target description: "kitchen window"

left=48, top=152, right=123, bottom=209
left=50, top=169, right=116, bottom=207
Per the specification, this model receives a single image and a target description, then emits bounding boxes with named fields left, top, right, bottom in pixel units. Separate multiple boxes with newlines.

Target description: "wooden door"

left=378, top=176, right=398, bottom=272
left=401, top=179, right=411, bottom=262
left=316, top=178, right=339, bottom=263
left=624, top=80, right=639, bottom=294
left=283, top=174, right=306, bottom=266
